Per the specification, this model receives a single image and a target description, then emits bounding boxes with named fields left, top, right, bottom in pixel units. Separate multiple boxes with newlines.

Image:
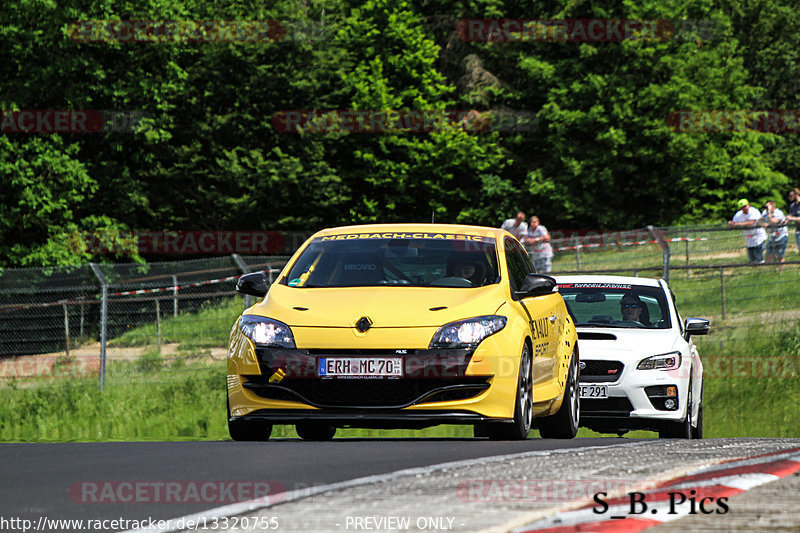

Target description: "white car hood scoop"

left=577, top=332, right=617, bottom=341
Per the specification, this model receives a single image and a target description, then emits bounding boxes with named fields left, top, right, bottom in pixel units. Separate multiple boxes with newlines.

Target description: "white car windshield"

left=558, top=283, right=671, bottom=329
left=283, top=235, right=500, bottom=288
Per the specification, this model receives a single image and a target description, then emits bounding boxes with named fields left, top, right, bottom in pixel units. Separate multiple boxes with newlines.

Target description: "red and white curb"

left=513, top=447, right=800, bottom=532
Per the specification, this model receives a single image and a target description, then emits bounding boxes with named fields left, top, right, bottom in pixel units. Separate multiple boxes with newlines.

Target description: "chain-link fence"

left=2, top=224, right=798, bottom=387
left=0, top=255, right=289, bottom=387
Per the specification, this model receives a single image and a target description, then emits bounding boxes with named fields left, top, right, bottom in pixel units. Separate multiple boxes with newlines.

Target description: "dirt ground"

left=0, top=342, right=226, bottom=380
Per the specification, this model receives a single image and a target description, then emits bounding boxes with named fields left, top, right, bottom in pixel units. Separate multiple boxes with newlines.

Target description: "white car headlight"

left=637, top=351, right=681, bottom=370
left=429, top=316, right=507, bottom=349
left=240, top=315, right=296, bottom=349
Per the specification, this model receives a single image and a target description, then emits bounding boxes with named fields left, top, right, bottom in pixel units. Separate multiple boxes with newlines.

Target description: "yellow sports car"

left=227, top=224, right=579, bottom=441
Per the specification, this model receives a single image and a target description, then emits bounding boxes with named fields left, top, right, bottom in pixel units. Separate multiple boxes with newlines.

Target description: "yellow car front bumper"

left=227, top=326, right=525, bottom=427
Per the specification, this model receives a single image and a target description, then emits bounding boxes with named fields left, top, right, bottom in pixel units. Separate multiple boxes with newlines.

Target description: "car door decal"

left=529, top=316, right=551, bottom=340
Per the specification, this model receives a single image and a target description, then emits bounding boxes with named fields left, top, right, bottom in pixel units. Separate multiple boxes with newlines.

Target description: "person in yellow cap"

left=728, top=198, right=767, bottom=263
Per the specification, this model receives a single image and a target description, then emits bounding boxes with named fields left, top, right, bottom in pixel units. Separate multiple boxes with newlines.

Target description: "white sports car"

left=555, top=275, right=709, bottom=438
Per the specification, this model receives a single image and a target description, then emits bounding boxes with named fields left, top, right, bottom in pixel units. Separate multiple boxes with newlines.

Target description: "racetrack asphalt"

left=0, top=437, right=627, bottom=531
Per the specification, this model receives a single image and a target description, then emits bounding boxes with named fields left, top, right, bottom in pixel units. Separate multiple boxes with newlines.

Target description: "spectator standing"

left=762, top=201, right=789, bottom=270
left=524, top=216, right=554, bottom=273
left=728, top=198, right=767, bottom=264
left=787, top=188, right=800, bottom=253
left=500, top=212, right=528, bottom=241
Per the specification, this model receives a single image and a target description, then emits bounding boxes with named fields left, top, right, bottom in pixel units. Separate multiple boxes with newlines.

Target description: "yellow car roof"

left=312, top=223, right=505, bottom=240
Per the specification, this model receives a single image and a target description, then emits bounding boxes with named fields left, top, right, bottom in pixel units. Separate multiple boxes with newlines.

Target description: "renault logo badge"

left=356, top=317, right=372, bottom=332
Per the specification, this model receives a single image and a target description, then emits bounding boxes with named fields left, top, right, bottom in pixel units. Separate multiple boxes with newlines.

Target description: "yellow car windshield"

left=284, top=235, right=499, bottom=288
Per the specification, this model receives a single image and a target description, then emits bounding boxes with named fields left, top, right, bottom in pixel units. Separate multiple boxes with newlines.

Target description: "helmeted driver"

left=620, top=293, right=644, bottom=323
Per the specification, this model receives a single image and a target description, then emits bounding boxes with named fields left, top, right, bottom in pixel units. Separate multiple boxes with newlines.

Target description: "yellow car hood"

left=248, top=283, right=507, bottom=328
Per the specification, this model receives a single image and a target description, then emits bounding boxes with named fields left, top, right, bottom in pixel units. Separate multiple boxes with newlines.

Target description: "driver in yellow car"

left=452, top=262, right=476, bottom=280
left=620, top=294, right=644, bottom=322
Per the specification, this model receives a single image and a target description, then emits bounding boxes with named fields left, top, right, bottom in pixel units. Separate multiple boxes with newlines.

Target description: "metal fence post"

left=172, top=275, right=178, bottom=317
left=647, top=226, right=670, bottom=282
left=231, top=253, right=252, bottom=307
left=62, top=303, right=70, bottom=358
left=573, top=236, right=581, bottom=271
left=155, top=299, right=162, bottom=351
left=685, top=231, right=691, bottom=279
left=720, top=267, right=726, bottom=319
left=90, top=263, right=108, bottom=391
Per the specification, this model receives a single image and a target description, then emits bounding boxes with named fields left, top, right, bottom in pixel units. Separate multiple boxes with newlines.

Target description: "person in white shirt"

left=500, top=212, right=528, bottom=241
left=728, top=198, right=767, bottom=263
left=762, top=200, right=789, bottom=268
left=524, top=216, right=554, bottom=273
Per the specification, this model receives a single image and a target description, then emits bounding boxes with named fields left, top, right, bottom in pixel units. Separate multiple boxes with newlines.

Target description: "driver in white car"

left=620, top=293, right=648, bottom=325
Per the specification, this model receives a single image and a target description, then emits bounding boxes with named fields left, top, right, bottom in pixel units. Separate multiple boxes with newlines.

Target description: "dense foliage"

left=1, top=0, right=797, bottom=266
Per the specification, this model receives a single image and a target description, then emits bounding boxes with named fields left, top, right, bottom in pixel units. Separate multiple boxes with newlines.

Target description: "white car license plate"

left=579, top=385, right=609, bottom=399
left=317, top=357, right=403, bottom=378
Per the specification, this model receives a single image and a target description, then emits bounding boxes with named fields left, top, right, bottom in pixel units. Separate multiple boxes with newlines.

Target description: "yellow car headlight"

left=429, top=315, right=507, bottom=349
left=240, top=315, right=296, bottom=349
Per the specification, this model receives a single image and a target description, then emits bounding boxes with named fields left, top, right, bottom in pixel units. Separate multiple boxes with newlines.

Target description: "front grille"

left=243, top=376, right=490, bottom=408
left=580, top=360, right=624, bottom=382
left=581, top=397, right=634, bottom=415
left=254, top=347, right=474, bottom=379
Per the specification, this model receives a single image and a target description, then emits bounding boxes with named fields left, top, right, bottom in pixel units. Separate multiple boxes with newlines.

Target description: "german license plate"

left=317, top=357, right=403, bottom=378
left=579, top=385, right=608, bottom=398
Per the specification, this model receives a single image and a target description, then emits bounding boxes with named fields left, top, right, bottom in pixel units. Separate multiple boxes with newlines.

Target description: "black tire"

left=538, top=348, right=579, bottom=439
left=296, top=422, right=336, bottom=441
left=228, top=399, right=272, bottom=441
left=485, top=343, right=533, bottom=441
left=659, top=378, right=693, bottom=439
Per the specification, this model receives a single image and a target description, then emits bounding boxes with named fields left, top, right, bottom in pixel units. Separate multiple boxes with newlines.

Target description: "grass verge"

left=4, top=321, right=798, bottom=441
